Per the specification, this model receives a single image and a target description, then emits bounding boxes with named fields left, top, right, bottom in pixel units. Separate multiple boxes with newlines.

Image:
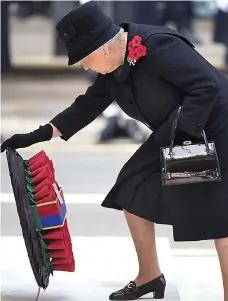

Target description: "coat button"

left=129, top=99, right=133, bottom=106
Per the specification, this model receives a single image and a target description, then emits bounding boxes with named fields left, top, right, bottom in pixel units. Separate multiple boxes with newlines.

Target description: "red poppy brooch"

left=127, top=35, right=147, bottom=66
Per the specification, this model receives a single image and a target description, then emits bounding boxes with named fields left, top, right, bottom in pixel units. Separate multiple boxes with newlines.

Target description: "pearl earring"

left=105, top=54, right=108, bottom=58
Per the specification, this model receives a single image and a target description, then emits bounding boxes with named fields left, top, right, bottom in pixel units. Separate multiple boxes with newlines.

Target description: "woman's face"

left=82, top=47, right=118, bottom=75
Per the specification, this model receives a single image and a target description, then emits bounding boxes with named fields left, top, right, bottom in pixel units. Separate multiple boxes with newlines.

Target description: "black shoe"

left=109, top=274, right=166, bottom=300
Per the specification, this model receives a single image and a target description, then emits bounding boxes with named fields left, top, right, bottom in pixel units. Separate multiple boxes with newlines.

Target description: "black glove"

left=1, top=124, right=53, bottom=153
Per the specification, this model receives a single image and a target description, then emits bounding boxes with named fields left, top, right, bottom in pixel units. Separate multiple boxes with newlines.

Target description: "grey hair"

left=93, top=28, right=124, bottom=53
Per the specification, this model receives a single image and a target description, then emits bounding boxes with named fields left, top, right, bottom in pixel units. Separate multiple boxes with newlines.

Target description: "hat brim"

left=68, top=24, right=121, bottom=66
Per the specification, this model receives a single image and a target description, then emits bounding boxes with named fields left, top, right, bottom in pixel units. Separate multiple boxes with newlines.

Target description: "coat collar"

left=113, top=23, right=139, bottom=83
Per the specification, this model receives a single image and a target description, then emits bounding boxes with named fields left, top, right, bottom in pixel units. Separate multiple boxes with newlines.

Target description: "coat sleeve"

left=146, top=34, right=220, bottom=140
left=49, top=74, right=113, bottom=141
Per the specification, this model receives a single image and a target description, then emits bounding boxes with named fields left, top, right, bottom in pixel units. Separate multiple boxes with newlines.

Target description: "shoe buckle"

left=127, top=283, right=134, bottom=289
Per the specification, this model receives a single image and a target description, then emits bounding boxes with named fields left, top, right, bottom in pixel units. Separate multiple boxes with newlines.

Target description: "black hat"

left=56, top=1, right=121, bottom=66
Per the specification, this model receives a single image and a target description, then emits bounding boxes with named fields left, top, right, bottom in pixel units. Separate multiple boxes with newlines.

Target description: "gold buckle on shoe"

left=127, top=283, right=134, bottom=289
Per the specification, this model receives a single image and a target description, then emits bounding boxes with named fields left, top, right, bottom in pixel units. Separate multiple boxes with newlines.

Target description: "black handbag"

left=161, top=106, right=221, bottom=186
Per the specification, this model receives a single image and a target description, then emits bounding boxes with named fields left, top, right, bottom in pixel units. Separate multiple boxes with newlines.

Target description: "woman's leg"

left=124, top=209, right=161, bottom=286
left=214, top=237, right=228, bottom=301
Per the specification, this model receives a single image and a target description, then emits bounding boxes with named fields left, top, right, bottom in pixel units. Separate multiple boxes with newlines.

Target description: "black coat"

left=50, top=23, right=228, bottom=241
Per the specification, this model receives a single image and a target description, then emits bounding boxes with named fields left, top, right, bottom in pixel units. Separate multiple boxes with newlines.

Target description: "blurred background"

left=1, top=1, right=228, bottom=300
left=1, top=0, right=228, bottom=145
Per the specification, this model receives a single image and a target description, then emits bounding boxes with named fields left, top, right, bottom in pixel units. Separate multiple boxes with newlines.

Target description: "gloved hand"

left=1, top=124, right=53, bottom=153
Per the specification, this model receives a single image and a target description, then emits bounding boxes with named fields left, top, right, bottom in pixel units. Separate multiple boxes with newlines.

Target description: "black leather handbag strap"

left=169, top=106, right=182, bottom=155
left=169, top=106, right=210, bottom=156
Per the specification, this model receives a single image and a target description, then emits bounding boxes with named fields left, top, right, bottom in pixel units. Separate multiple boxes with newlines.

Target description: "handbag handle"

left=168, top=106, right=210, bottom=156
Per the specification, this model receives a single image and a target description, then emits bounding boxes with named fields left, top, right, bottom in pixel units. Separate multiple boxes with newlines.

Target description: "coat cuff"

left=49, top=117, right=74, bottom=141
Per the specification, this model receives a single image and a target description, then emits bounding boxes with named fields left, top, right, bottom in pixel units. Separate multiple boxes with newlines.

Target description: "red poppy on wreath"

left=127, top=35, right=147, bottom=66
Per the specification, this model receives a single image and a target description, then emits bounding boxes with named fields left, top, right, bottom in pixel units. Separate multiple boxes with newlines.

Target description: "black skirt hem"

left=101, top=200, right=172, bottom=226
left=101, top=201, right=228, bottom=242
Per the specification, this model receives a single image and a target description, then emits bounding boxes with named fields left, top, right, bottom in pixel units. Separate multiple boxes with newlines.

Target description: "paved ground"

left=0, top=236, right=223, bottom=301
left=0, top=150, right=223, bottom=301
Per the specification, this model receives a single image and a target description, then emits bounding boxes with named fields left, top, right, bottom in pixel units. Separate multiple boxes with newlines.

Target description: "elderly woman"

left=1, top=1, right=228, bottom=300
